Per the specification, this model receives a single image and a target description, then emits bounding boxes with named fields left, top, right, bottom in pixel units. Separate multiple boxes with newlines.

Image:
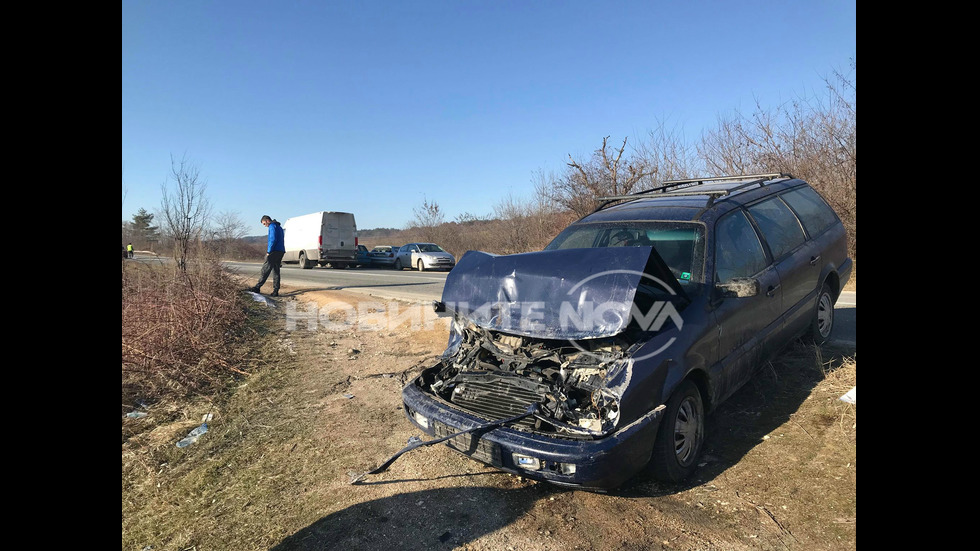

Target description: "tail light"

left=318, top=236, right=322, bottom=246
left=355, top=237, right=359, bottom=246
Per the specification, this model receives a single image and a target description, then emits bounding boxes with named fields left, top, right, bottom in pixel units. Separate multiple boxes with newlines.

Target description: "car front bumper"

left=421, top=258, right=456, bottom=270
left=401, top=381, right=664, bottom=490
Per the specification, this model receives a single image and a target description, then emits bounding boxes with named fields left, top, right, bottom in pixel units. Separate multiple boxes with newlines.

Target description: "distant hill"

left=357, top=227, right=402, bottom=238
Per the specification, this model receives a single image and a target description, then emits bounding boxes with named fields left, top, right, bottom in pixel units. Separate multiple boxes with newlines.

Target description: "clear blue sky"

left=122, top=0, right=856, bottom=237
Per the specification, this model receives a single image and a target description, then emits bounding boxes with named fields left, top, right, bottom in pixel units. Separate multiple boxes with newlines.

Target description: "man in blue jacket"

left=250, top=215, right=286, bottom=297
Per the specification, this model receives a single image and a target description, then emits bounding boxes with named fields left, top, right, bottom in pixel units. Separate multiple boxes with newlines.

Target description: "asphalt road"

left=222, top=261, right=451, bottom=304
left=220, top=259, right=855, bottom=345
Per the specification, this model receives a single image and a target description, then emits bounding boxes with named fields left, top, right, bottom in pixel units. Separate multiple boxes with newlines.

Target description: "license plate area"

left=432, top=420, right=502, bottom=467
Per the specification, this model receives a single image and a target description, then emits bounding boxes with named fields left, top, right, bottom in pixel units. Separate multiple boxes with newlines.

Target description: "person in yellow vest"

left=126, top=243, right=134, bottom=258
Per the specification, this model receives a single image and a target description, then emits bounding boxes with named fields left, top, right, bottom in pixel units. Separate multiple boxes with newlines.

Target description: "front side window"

left=714, top=210, right=768, bottom=283
left=747, top=197, right=806, bottom=260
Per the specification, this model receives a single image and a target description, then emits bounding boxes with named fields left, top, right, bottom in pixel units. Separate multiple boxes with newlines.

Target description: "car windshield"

left=544, top=221, right=705, bottom=286
left=418, top=244, right=445, bottom=253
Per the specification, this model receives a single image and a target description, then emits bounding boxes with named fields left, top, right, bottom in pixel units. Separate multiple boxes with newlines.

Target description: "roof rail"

left=593, top=172, right=793, bottom=212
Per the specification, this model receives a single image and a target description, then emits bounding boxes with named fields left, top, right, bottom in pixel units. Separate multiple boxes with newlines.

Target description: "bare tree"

left=210, top=211, right=247, bottom=241
left=409, top=197, right=445, bottom=244
left=536, top=136, right=655, bottom=217
left=208, top=211, right=248, bottom=258
left=160, top=154, right=212, bottom=271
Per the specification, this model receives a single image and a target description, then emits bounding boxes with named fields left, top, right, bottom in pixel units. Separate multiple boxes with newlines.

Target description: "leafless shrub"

left=536, top=136, right=655, bottom=217
left=121, top=255, right=251, bottom=407
left=633, top=117, right=698, bottom=184
left=492, top=193, right=571, bottom=255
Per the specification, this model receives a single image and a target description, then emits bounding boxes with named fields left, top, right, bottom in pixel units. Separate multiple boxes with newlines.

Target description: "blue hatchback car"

left=401, top=173, right=851, bottom=490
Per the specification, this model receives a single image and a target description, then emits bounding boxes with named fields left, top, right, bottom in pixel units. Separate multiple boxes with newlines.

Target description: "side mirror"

left=715, top=277, right=760, bottom=298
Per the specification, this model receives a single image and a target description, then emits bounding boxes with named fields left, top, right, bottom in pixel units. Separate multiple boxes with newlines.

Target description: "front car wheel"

left=649, top=380, right=705, bottom=483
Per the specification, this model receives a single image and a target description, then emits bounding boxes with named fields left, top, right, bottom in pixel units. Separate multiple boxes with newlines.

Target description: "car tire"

left=299, top=252, right=312, bottom=269
left=417, top=259, right=425, bottom=272
left=805, top=282, right=835, bottom=345
left=650, top=380, right=704, bottom=483
left=394, top=259, right=403, bottom=270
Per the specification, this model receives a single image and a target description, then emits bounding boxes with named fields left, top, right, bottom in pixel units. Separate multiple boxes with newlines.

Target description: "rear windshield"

left=544, top=221, right=705, bottom=285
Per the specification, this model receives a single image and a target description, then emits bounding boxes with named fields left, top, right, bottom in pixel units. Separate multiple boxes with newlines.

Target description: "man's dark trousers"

left=255, top=251, right=285, bottom=293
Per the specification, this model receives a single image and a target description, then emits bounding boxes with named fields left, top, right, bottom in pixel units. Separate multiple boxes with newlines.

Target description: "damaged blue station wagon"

left=400, top=173, right=851, bottom=490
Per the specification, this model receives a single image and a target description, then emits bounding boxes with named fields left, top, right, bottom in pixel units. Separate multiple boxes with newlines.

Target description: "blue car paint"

left=440, top=247, right=682, bottom=339
left=399, top=176, right=852, bottom=490
left=400, top=245, right=699, bottom=490
left=401, top=380, right=666, bottom=490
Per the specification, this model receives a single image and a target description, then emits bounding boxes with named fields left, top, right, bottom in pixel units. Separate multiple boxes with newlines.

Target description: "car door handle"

left=766, top=284, right=780, bottom=297
left=809, top=255, right=821, bottom=266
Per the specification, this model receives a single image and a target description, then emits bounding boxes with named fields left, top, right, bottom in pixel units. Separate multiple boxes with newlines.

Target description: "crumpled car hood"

left=440, top=247, right=685, bottom=340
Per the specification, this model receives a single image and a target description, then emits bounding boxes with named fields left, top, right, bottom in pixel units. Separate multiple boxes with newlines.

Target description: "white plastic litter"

left=839, top=386, right=856, bottom=404
left=176, top=423, right=209, bottom=448
left=249, top=291, right=274, bottom=306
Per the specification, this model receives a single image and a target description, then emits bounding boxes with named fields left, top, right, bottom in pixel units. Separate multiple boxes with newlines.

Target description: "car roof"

left=581, top=175, right=807, bottom=225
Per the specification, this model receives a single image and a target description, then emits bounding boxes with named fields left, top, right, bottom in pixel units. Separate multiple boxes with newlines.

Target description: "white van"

left=282, top=211, right=358, bottom=269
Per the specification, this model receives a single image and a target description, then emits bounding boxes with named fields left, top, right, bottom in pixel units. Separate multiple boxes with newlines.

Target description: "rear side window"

left=715, top=210, right=768, bottom=283
left=747, top=197, right=806, bottom=260
left=780, top=186, right=839, bottom=237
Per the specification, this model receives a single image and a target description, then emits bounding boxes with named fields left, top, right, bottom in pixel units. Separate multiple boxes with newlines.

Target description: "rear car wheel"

left=417, top=259, right=425, bottom=272
left=650, top=380, right=704, bottom=483
left=806, top=283, right=834, bottom=345
left=299, top=252, right=312, bottom=269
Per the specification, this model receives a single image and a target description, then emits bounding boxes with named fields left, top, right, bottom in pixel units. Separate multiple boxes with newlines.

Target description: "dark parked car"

left=401, top=173, right=851, bottom=490
left=355, top=244, right=371, bottom=267
left=368, top=245, right=399, bottom=267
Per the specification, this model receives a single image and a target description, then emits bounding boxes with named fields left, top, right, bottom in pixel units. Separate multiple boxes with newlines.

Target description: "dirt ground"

left=121, top=282, right=856, bottom=551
